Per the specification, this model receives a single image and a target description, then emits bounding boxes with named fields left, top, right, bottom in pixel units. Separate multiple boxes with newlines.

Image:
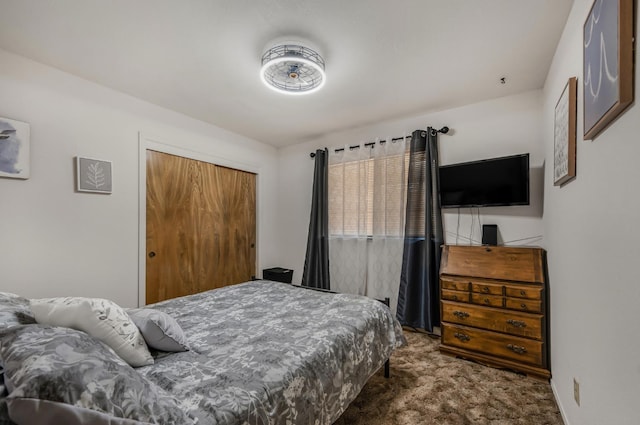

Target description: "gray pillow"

left=0, top=293, right=35, bottom=328
left=127, top=309, right=190, bottom=352
left=0, top=291, right=34, bottom=423
left=0, top=324, right=194, bottom=425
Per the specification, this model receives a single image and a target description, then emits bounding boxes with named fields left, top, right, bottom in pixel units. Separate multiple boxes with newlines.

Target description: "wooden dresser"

left=439, top=245, right=550, bottom=379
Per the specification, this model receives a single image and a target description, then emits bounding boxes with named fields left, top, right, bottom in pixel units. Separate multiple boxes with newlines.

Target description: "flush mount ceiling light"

left=260, top=44, right=326, bottom=95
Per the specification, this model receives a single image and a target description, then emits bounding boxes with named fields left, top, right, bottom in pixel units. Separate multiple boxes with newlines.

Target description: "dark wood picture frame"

left=554, top=77, right=577, bottom=186
left=583, top=0, right=634, bottom=140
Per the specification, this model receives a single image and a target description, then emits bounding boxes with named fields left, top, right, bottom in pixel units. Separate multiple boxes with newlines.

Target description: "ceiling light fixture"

left=260, top=44, right=326, bottom=95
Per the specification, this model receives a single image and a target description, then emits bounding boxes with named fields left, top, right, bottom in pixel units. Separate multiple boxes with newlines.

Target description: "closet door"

left=145, top=150, right=256, bottom=304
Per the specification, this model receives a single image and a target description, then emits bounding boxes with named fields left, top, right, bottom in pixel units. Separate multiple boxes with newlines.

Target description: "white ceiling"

left=0, top=0, right=573, bottom=147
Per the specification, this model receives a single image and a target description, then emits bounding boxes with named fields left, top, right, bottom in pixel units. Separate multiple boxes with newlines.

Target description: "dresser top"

left=440, top=245, right=546, bottom=284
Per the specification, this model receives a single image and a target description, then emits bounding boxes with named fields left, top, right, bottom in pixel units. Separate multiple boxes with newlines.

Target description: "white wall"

left=542, top=2, right=640, bottom=424
left=0, top=49, right=280, bottom=307
left=277, top=90, right=545, bottom=285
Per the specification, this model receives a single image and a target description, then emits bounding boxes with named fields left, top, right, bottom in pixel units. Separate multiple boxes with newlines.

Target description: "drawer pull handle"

left=507, top=319, right=527, bottom=328
left=520, top=290, right=526, bottom=296
left=483, top=298, right=491, bottom=304
left=452, top=295, right=458, bottom=300
left=520, top=303, right=528, bottom=310
left=482, top=287, right=490, bottom=293
left=453, top=311, right=469, bottom=319
left=507, top=344, right=527, bottom=354
left=454, top=332, right=470, bottom=342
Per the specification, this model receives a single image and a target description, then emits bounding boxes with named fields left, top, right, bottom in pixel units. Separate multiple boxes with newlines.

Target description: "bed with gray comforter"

left=0, top=281, right=405, bottom=424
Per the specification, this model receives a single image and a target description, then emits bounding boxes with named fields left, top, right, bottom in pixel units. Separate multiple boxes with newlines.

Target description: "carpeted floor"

left=335, top=330, right=563, bottom=425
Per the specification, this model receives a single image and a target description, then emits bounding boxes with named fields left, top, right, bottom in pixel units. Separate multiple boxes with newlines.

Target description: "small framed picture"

left=554, top=77, right=577, bottom=186
left=76, top=157, right=113, bottom=194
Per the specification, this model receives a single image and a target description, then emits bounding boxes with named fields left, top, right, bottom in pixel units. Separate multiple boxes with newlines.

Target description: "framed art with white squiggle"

left=583, top=0, right=634, bottom=140
left=76, top=156, right=112, bottom=193
left=554, top=77, right=577, bottom=186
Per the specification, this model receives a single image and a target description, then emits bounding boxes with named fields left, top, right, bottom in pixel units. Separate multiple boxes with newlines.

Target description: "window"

left=328, top=146, right=413, bottom=238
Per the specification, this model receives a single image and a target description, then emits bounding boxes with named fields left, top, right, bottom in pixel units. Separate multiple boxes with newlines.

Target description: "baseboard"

left=550, top=378, right=570, bottom=425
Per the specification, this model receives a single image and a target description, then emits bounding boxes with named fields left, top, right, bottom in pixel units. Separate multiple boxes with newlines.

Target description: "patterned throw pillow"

left=127, top=309, right=190, bottom=352
left=0, top=293, right=35, bottom=328
left=0, top=325, right=194, bottom=425
left=30, top=297, right=153, bottom=367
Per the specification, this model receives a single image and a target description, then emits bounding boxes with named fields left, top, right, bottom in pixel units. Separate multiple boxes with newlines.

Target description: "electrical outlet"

left=573, top=378, right=580, bottom=406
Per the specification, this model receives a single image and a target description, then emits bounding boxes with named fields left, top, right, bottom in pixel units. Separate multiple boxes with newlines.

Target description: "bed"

left=0, top=280, right=406, bottom=425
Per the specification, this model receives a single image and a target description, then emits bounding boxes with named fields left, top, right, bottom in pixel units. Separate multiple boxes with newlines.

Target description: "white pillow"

left=30, top=297, right=153, bottom=367
left=128, top=308, right=190, bottom=352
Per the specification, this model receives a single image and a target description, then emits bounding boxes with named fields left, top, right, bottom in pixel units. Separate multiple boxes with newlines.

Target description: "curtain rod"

left=308, top=126, right=449, bottom=158
left=309, top=136, right=408, bottom=158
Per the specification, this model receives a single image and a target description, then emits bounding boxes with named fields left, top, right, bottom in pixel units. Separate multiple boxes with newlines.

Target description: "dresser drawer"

left=441, top=301, right=543, bottom=339
left=442, top=323, right=543, bottom=366
left=471, top=293, right=503, bottom=308
left=471, top=282, right=503, bottom=295
left=505, top=298, right=542, bottom=313
left=504, top=285, right=542, bottom=300
left=441, top=278, right=471, bottom=292
left=442, top=289, right=469, bottom=303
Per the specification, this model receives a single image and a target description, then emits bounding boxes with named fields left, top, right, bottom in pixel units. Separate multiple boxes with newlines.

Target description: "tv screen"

left=439, top=153, right=529, bottom=208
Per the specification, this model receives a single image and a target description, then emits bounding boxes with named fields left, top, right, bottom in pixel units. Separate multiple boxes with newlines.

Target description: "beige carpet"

left=335, top=330, right=563, bottom=425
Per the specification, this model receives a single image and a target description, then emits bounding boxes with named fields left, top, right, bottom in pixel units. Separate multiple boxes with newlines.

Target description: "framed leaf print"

left=76, top=157, right=112, bottom=194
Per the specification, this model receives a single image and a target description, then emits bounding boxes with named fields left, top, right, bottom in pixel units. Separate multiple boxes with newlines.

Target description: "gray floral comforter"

left=141, top=281, right=406, bottom=425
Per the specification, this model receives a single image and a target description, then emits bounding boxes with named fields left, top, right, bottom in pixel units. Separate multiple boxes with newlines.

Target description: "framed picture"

left=76, top=157, right=113, bottom=194
left=554, top=77, right=577, bottom=186
left=0, top=116, right=30, bottom=179
left=583, top=0, right=634, bottom=140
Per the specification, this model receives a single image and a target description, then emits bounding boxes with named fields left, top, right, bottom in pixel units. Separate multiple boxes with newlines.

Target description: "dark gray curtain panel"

left=302, top=148, right=331, bottom=290
left=396, top=128, right=444, bottom=332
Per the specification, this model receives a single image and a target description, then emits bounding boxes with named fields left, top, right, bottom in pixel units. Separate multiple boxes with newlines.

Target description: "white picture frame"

left=76, top=156, right=113, bottom=194
left=0, top=116, right=30, bottom=179
left=553, top=77, right=577, bottom=186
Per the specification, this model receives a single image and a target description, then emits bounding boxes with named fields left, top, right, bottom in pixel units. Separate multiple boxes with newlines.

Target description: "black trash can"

left=263, top=267, right=293, bottom=284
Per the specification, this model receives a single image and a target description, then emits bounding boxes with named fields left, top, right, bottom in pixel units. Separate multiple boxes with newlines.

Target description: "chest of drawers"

left=439, top=245, right=550, bottom=379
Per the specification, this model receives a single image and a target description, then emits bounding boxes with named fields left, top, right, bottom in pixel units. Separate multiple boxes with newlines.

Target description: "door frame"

left=138, top=132, right=260, bottom=307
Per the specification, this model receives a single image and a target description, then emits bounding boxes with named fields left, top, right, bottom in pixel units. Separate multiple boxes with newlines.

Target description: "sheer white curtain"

left=328, top=138, right=409, bottom=312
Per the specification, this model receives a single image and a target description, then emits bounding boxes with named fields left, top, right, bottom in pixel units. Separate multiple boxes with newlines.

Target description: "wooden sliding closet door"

left=146, top=150, right=256, bottom=304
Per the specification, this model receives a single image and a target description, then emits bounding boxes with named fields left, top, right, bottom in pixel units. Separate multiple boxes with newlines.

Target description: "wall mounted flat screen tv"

left=439, top=153, right=529, bottom=208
